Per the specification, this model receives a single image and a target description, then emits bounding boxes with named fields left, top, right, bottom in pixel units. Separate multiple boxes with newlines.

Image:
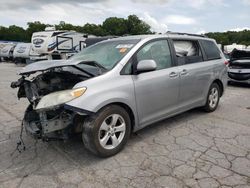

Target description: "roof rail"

left=166, top=31, right=207, bottom=38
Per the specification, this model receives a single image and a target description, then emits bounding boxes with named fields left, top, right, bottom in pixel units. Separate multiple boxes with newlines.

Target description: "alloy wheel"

left=98, top=114, right=126, bottom=150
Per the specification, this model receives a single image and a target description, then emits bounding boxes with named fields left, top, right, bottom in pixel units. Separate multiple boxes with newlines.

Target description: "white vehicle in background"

left=29, top=47, right=48, bottom=62
left=0, top=43, right=16, bottom=61
left=0, top=42, right=14, bottom=61
left=31, top=27, right=95, bottom=60
left=13, top=43, right=32, bottom=64
left=217, top=43, right=222, bottom=50
left=224, top=43, right=246, bottom=54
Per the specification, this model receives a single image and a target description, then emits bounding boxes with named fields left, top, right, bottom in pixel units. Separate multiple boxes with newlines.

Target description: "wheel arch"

left=97, top=102, right=136, bottom=132
left=212, top=79, right=224, bottom=97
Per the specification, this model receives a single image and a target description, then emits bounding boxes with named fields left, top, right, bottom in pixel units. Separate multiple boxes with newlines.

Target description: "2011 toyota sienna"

left=11, top=33, right=228, bottom=157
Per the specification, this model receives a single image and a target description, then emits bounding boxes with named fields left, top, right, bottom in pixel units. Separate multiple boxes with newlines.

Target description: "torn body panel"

left=23, top=105, right=75, bottom=140
left=11, top=64, right=92, bottom=141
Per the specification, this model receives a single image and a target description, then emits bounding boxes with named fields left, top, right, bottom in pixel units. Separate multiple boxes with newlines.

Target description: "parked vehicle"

left=13, top=43, right=32, bottom=64
left=228, top=49, right=250, bottom=84
left=11, top=34, right=227, bottom=157
left=0, top=42, right=9, bottom=61
left=0, top=44, right=16, bottom=61
left=31, top=27, right=96, bottom=60
left=29, top=47, right=48, bottom=62
left=224, top=43, right=246, bottom=54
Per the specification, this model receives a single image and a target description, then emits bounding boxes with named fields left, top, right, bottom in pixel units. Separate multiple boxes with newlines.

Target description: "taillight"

left=224, top=61, right=229, bottom=65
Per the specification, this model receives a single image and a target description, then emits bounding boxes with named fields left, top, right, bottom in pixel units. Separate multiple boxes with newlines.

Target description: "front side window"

left=136, top=40, right=173, bottom=70
left=70, top=39, right=140, bottom=70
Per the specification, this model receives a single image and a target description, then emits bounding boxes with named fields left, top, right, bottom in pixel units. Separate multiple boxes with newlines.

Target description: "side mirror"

left=136, top=60, right=157, bottom=74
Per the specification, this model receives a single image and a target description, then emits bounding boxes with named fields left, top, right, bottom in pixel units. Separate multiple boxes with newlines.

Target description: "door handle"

left=169, top=72, right=178, bottom=78
left=180, top=69, right=188, bottom=76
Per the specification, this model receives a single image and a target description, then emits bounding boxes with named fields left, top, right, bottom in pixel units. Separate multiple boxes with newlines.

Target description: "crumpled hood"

left=19, top=59, right=82, bottom=75
left=230, top=49, right=250, bottom=60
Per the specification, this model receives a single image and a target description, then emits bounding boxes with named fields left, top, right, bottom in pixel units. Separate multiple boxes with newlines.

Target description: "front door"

left=132, top=39, right=180, bottom=127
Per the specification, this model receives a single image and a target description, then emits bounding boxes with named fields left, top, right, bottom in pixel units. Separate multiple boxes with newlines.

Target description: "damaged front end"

left=23, top=105, right=75, bottom=141
left=11, top=62, right=93, bottom=141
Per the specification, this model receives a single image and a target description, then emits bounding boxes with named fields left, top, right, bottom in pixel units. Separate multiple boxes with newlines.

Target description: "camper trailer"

left=31, top=27, right=95, bottom=60
left=29, top=47, right=48, bottom=62
left=0, top=44, right=16, bottom=61
left=13, top=43, right=32, bottom=64
left=0, top=42, right=14, bottom=61
left=224, top=43, right=246, bottom=54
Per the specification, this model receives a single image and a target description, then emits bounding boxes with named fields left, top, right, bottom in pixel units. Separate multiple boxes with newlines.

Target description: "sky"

left=0, top=0, right=250, bottom=34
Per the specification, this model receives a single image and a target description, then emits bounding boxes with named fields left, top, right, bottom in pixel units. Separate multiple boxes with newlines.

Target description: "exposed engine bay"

left=11, top=66, right=91, bottom=141
left=12, top=70, right=85, bottom=103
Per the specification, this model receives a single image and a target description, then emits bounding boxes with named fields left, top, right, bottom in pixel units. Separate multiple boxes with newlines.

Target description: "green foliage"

left=0, top=15, right=152, bottom=42
left=127, top=15, right=151, bottom=35
left=102, top=17, right=128, bottom=35
left=4, top=14, right=250, bottom=46
left=82, top=23, right=107, bottom=36
left=26, top=21, right=47, bottom=39
left=206, top=30, right=250, bottom=46
left=0, top=25, right=27, bottom=42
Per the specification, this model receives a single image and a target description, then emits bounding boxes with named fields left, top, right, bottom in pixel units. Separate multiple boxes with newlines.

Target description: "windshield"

left=70, top=39, right=140, bottom=70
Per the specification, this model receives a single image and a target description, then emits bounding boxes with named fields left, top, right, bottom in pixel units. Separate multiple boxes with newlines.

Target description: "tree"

left=0, top=25, right=26, bottom=41
left=102, top=17, right=128, bottom=35
left=56, top=22, right=75, bottom=31
left=25, top=21, right=47, bottom=42
left=206, top=30, right=250, bottom=46
left=1, top=15, right=249, bottom=45
left=82, top=23, right=107, bottom=36
left=126, top=15, right=152, bottom=35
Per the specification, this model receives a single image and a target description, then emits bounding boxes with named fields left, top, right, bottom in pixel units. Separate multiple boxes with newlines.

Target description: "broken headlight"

left=35, top=87, right=87, bottom=110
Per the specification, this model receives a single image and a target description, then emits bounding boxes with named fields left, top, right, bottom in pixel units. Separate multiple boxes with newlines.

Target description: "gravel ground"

left=0, top=62, right=250, bottom=188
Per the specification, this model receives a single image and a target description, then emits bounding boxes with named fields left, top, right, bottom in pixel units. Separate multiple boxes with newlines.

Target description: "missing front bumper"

left=23, top=105, right=74, bottom=140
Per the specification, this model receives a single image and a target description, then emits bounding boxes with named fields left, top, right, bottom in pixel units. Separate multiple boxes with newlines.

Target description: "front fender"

left=65, top=75, right=139, bottom=128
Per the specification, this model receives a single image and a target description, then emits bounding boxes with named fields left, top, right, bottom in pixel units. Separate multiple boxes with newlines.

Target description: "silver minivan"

left=12, top=34, right=228, bottom=157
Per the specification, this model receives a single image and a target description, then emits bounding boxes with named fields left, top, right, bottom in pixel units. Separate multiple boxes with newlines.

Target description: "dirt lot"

left=0, top=62, right=250, bottom=188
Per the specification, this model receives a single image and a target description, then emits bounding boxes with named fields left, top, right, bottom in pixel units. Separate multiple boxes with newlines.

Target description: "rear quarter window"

left=201, top=40, right=221, bottom=60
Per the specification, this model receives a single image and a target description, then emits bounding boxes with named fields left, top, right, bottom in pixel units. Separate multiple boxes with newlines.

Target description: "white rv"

left=13, top=43, right=32, bottom=64
left=224, top=43, right=246, bottom=54
left=0, top=43, right=8, bottom=61
left=0, top=43, right=16, bottom=61
left=29, top=47, right=48, bottom=62
left=31, top=27, right=94, bottom=60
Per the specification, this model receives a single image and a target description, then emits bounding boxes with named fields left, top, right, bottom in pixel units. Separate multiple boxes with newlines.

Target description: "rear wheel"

left=203, top=83, right=220, bottom=112
left=82, top=105, right=131, bottom=157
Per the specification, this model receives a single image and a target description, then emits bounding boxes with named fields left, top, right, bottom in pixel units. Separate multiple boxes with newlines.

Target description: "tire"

left=82, top=105, right=131, bottom=157
left=203, top=83, right=220, bottom=112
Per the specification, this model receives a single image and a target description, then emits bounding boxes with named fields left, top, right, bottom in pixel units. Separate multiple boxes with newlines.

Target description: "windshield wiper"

left=72, top=65, right=95, bottom=77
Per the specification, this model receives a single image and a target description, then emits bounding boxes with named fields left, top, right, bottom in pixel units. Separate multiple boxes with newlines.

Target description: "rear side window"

left=201, top=40, right=221, bottom=60
left=173, top=40, right=203, bottom=65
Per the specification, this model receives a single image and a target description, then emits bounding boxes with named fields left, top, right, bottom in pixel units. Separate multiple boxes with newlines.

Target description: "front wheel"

left=203, top=83, right=220, bottom=112
left=82, top=105, right=131, bottom=157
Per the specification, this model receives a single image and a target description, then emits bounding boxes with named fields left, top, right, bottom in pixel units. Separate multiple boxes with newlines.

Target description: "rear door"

left=132, top=39, right=180, bottom=127
left=171, top=39, right=213, bottom=108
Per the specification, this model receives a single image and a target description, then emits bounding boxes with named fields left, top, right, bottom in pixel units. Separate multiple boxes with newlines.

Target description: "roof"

left=104, top=33, right=214, bottom=42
